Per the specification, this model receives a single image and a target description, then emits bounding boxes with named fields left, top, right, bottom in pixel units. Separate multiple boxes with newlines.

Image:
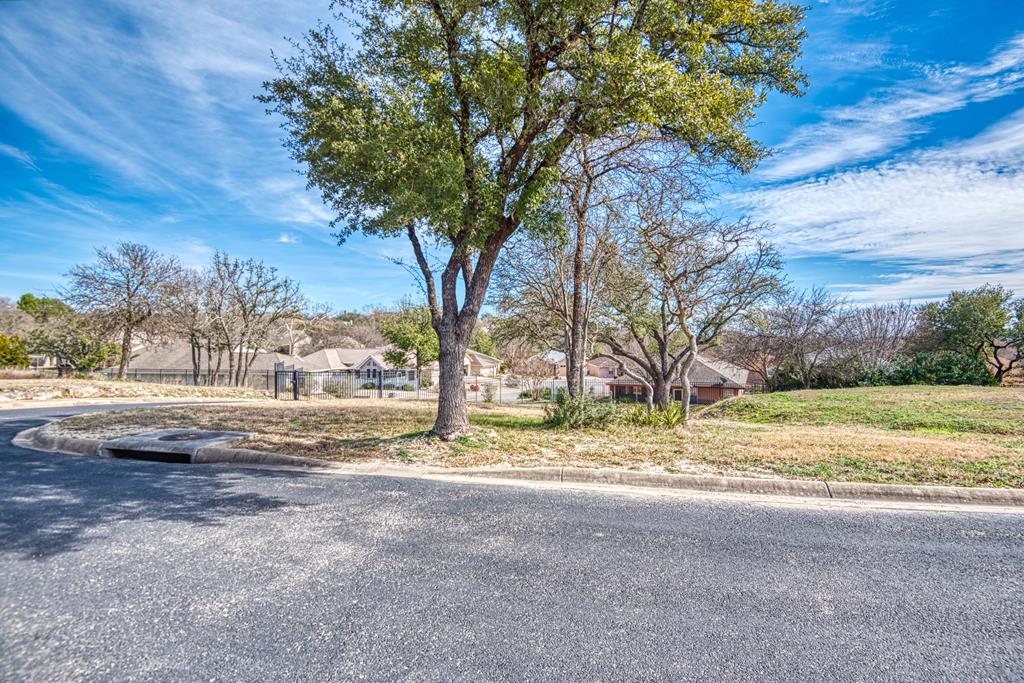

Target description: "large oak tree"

left=261, top=0, right=807, bottom=438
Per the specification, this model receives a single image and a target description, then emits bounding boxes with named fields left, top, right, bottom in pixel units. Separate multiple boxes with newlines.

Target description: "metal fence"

left=274, top=368, right=423, bottom=400
left=103, top=368, right=276, bottom=392
left=272, top=369, right=618, bottom=403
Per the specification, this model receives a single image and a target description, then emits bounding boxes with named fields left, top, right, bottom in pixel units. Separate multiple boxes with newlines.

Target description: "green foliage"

left=922, top=285, right=1023, bottom=381
left=27, top=313, right=118, bottom=371
left=0, top=334, right=30, bottom=367
left=17, top=293, right=71, bottom=322
left=544, top=393, right=617, bottom=429
left=469, top=326, right=497, bottom=357
left=379, top=305, right=438, bottom=369
left=261, top=1, right=807, bottom=246
left=622, top=402, right=688, bottom=428
left=890, top=352, right=997, bottom=387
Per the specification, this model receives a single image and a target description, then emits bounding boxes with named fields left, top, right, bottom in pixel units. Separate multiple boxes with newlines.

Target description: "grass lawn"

left=53, top=385, right=1024, bottom=488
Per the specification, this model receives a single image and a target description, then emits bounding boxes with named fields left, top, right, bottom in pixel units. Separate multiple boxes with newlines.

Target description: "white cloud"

left=735, top=108, right=1024, bottom=301
left=0, top=0, right=333, bottom=222
left=758, top=33, right=1024, bottom=181
left=277, top=232, right=299, bottom=244
left=0, top=143, right=38, bottom=170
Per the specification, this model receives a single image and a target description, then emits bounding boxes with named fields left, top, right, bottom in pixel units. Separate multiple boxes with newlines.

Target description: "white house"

left=299, top=347, right=419, bottom=384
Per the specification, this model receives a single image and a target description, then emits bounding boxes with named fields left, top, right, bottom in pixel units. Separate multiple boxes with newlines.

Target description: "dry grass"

left=0, top=378, right=264, bottom=401
left=54, top=389, right=1024, bottom=488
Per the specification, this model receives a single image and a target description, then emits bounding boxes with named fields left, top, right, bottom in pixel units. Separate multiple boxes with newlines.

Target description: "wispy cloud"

left=277, top=232, right=299, bottom=244
left=0, top=0, right=334, bottom=223
left=758, top=33, right=1024, bottom=181
left=736, top=107, right=1024, bottom=301
left=0, top=143, right=38, bottom=170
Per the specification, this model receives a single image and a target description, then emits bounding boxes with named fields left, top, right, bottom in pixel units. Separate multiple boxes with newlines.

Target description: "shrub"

left=544, top=393, right=617, bottom=429
left=481, top=384, right=496, bottom=402
left=326, top=382, right=355, bottom=398
left=890, top=351, right=997, bottom=386
left=0, top=334, right=30, bottom=368
left=419, top=376, right=433, bottom=388
left=361, top=381, right=377, bottom=390
left=622, top=402, right=688, bottom=428
left=400, top=383, right=416, bottom=392
left=382, top=383, right=396, bottom=390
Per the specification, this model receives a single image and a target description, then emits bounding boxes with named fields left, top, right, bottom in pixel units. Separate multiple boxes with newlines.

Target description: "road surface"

left=1, top=405, right=1022, bottom=681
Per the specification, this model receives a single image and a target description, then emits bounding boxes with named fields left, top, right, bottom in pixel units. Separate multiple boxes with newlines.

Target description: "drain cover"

left=157, top=432, right=206, bottom=442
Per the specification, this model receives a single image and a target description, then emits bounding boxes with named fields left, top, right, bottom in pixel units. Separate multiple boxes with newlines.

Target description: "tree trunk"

left=652, top=377, right=671, bottom=410
left=117, top=326, right=132, bottom=380
left=432, top=330, right=470, bottom=439
left=190, top=336, right=201, bottom=386
left=679, top=350, right=698, bottom=422
left=566, top=208, right=587, bottom=398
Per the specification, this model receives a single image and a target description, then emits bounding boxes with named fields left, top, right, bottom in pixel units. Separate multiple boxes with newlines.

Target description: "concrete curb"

left=14, top=426, right=102, bottom=456
left=193, top=445, right=328, bottom=468
left=14, top=425, right=1024, bottom=507
left=15, top=424, right=327, bottom=469
left=446, top=466, right=1024, bottom=506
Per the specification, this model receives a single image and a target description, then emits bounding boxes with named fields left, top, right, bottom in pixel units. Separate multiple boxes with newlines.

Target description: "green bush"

left=481, top=384, right=496, bottom=402
left=400, top=383, right=416, bottom=392
left=325, top=381, right=355, bottom=398
left=0, top=334, right=30, bottom=368
left=890, top=351, right=996, bottom=386
left=361, top=381, right=377, bottom=389
left=543, top=393, right=617, bottom=429
left=621, top=402, right=688, bottom=428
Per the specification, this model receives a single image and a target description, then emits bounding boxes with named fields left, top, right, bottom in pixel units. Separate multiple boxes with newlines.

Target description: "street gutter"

left=13, top=421, right=1024, bottom=508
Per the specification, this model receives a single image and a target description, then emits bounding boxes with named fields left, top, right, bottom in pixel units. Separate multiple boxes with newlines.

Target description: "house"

left=607, top=355, right=750, bottom=405
left=126, top=341, right=304, bottom=374
left=299, top=347, right=419, bottom=384
left=527, top=349, right=622, bottom=379
left=425, top=349, right=503, bottom=383
left=528, top=349, right=567, bottom=377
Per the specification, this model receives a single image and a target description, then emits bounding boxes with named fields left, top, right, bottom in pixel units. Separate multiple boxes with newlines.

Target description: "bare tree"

left=63, top=242, right=180, bottom=380
left=840, top=301, right=919, bottom=371
left=163, top=267, right=216, bottom=385
left=597, top=192, right=781, bottom=419
left=209, top=253, right=305, bottom=387
left=774, top=287, right=847, bottom=389
left=0, top=298, right=33, bottom=337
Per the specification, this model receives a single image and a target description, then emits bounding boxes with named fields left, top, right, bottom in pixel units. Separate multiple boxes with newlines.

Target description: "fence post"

left=378, top=373, right=383, bottom=399
left=292, top=369, right=299, bottom=400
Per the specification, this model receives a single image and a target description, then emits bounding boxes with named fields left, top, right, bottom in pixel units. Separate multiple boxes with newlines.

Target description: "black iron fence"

left=274, top=368, right=422, bottom=400
left=103, top=368, right=275, bottom=391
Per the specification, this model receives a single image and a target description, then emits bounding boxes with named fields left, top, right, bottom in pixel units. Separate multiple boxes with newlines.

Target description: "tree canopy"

left=261, top=0, right=808, bottom=436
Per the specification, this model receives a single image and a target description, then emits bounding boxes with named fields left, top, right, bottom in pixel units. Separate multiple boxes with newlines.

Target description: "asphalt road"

left=1, top=405, right=1022, bottom=682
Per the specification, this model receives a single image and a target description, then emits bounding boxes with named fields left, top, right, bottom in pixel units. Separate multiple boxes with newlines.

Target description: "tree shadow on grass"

left=0, top=419, right=312, bottom=560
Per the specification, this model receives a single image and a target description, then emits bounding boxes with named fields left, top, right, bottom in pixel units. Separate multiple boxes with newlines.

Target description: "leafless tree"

left=62, top=242, right=180, bottom=380
left=209, top=253, right=305, bottom=386
left=596, top=189, right=781, bottom=419
left=0, top=298, right=32, bottom=337
left=839, top=301, right=919, bottom=370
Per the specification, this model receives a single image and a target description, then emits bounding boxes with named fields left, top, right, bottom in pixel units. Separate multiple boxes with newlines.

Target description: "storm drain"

left=98, top=429, right=249, bottom=464
left=104, top=447, right=191, bottom=464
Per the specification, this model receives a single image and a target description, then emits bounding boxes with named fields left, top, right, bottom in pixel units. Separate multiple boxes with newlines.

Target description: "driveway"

left=1, top=405, right=1022, bottom=681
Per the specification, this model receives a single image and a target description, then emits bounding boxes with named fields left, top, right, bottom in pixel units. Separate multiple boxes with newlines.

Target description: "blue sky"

left=1, top=0, right=1023, bottom=309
